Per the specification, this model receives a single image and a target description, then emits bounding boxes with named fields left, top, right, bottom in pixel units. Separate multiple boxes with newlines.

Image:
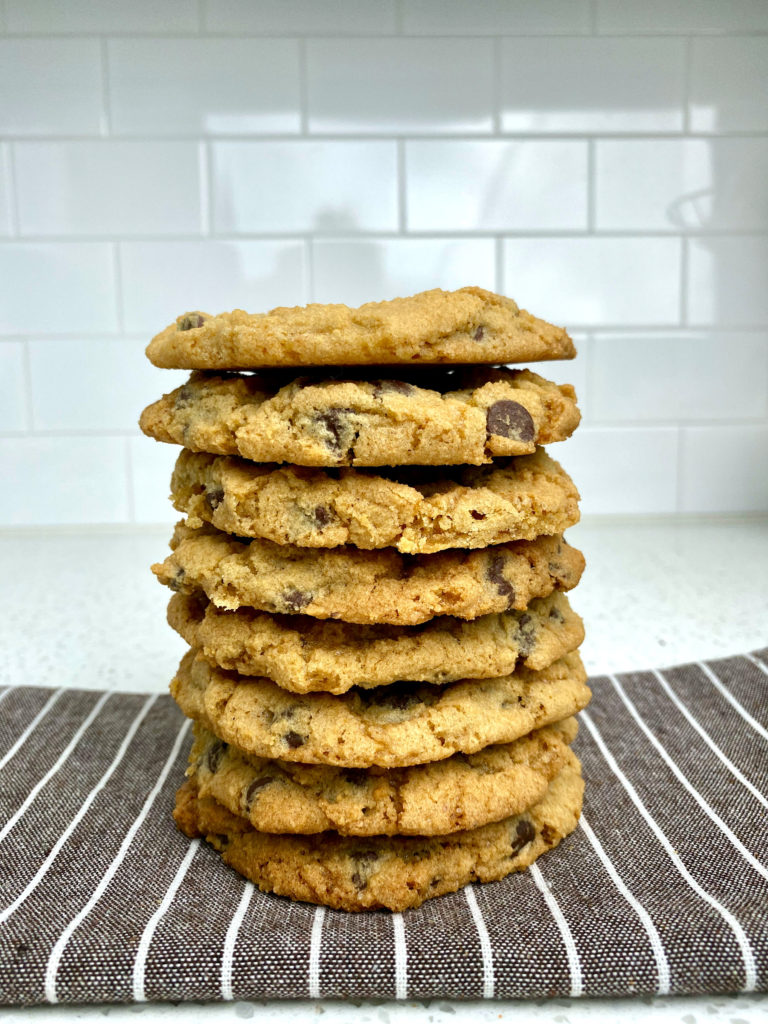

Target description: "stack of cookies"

left=140, top=286, right=590, bottom=912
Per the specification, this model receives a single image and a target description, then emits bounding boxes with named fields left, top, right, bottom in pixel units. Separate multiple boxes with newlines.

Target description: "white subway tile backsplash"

left=592, top=333, right=768, bottom=422
left=0, top=342, right=27, bottom=432
left=680, top=425, right=768, bottom=512
left=503, top=238, right=681, bottom=327
left=0, top=244, right=118, bottom=335
left=597, top=0, right=768, bottom=34
left=15, top=142, right=203, bottom=237
left=555, top=427, right=679, bottom=515
left=130, top=436, right=181, bottom=524
left=402, top=0, right=590, bottom=35
left=0, top=436, right=129, bottom=525
left=109, top=39, right=301, bottom=136
left=0, top=40, right=103, bottom=136
left=500, top=38, right=686, bottom=134
left=688, top=237, right=768, bottom=327
left=121, top=240, right=307, bottom=334
left=0, top=15, right=766, bottom=525
left=212, top=142, right=398, bottom=234
left=595, top=139, right=768, bottom=233
left=28, top=339, right=187, bottom=431
left=311, top=238, right=495, bottom=306
left=406, top=141, right=588, bottom=232
left=5, top=0, right=197, bottom=32
left=0, top=145, right=13, bottom=236
left=307, top=39, right=494, bottom=135
left=203, top=0, right=396, bottom=34
left=690, top=38, right=768, bottom=133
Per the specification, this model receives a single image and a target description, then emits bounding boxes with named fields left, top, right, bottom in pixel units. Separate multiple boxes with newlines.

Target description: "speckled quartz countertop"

left=1, top=518, right=766, bottom=1023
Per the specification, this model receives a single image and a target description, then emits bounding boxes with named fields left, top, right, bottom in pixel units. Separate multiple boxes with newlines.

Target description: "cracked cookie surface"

left=167, top=447, right=580, bottom=554
left=146, top=286, right=575, bottom=370
left=154, top=523, right=584, bottom=625
left=188, top=717, right=578, bottom=837
left=170, top=649, right=590, bottom=768
left=139, top=366, right=580, bottom=466
left=168, top=590, right=584, bottom=694
left=174, top=753, right=583, bottom=911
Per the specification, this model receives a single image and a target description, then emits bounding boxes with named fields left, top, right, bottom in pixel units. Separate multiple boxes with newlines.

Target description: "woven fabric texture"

left=0, top=648, right=766, bottom=1005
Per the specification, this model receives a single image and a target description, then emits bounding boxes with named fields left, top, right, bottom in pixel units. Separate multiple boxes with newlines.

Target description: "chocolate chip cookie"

left=155, top=522, right=584, bottom=625
left=170, top=649, right=590, bottom=768
left=189, top=717, right=578, bottom=837
left=146, top=286, right=575, bottom=370
left=167, top=590, right=584, bottom=694
left=139, top=366, right=580, bottom=466
left=168, top=447, right=580, bottom=554
left=174, top=752, right=583, bottom=911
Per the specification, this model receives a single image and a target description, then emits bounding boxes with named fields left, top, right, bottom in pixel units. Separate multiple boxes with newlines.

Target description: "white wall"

left=0, top=0, right=767, bottom=524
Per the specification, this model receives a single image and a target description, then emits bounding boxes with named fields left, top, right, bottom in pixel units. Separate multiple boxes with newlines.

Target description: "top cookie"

left=145, top=287, right=575, bottom=369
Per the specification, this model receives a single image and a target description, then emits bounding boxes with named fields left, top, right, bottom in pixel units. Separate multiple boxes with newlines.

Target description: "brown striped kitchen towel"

left=0, top=649, right=766, bottom=1005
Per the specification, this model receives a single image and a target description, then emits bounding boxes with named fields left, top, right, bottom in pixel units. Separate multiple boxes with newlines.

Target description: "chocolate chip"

left=373, top=379, right=416, bottom=398
left=342, top=769, right=368, bottom=787
left=313, top=505, right=332, bottom=528
left=206, top=739, right=227, bottom=773
left=350, top=849, right=379, bottom=890
left=284, top=730, right=305, bottom=748
left=175, top=383, right=195, bottom=407
left=517, top=612, right=536, bottom=658
left=245, top=776, right=271, bottom=806
left=205, top=486, right=225, bottom=511
left=470, top=510, right=486, bottom=521
left=487, top=553, right=516, bottom=607
left=549, top=605, right=565, bottom=623
left=314, top=408, right=353, bottom=454
left=281, top=589, right=312, bottom=613
left=168, top=567, right=186, bottom=592
left=541, top=823, right=556, bottom=846
left=473, top=326, right=485, bottom=341
left=510, top=817, right=535, bottom=856
left=177, top=313, right=205, bottom=331
left=486, top=401, right=535, bottom=443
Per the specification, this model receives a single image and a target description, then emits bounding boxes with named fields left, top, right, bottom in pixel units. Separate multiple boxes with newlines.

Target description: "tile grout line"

left=305, top=236, right=315, bottom=303
left=587, top=139, right=596, bottom=232
left=675, top=424, right=685, bottom=514
left=5, top=230, right=768, bottom=243
left=494, top=236, right=504, bottom=294
left=679, top=236, right=689, bottom=326
left=99, top=37, right=111, bottom=137
left=199, top=140, right=211, bottom=236
left=682, top=35, right=693, bottom=134
left=396, top=139, right=407, bottom=233
left=298, top=37, right=309, bottom=136
left=492, top=35, right=502, bottom=133
left=124, top=435, right=136, bottom=522
left=4, top=30, right=768, bottom=40
left=5, top=141, right=20, bottom=236
left=112, top=242, right=124, bottom=333
left=4, top=132, right=768, bottom=143
left=21, top=337, right=35, bottom=433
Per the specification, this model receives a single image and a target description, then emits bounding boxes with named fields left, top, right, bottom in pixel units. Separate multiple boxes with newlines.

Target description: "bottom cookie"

left=174, top=751, right=583, bottom=912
